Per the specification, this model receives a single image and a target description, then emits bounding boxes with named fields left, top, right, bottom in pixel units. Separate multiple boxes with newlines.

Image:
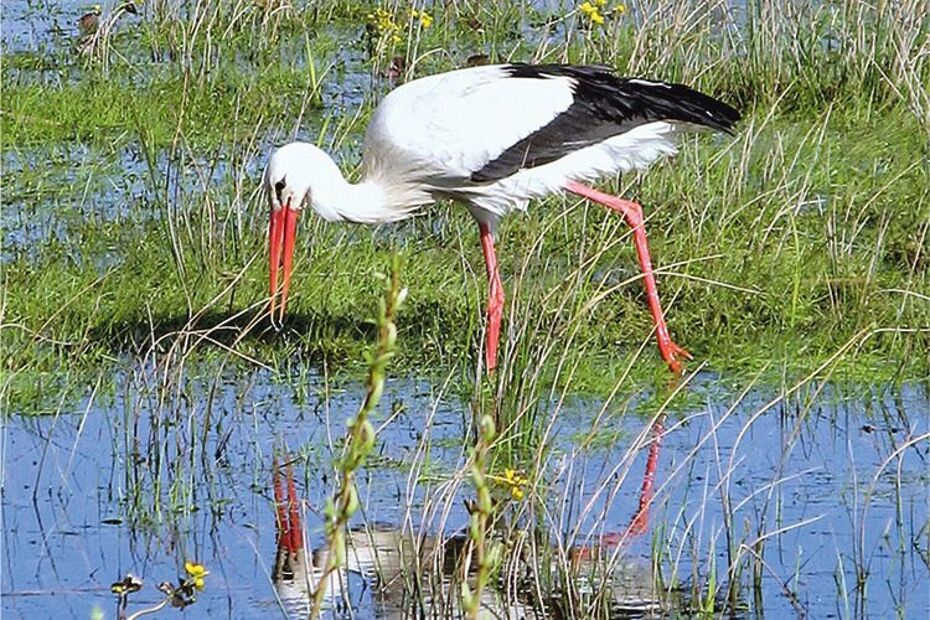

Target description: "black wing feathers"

left=470, top=64, right=740, bottom=183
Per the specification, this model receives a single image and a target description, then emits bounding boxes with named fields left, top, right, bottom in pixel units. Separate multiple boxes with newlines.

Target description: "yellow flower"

left=110, top=574, right=142, bottom=596
left=502, top=468, right=528, bottom=501
left=369, top=8, right=399, bottom=35
left=410, top=9, right=433, bottom=28
left=578, top=1, right=605, bottom=26
left=613, top=3, right=626, bottom=15
left=184, top=562, right=209, bottom=591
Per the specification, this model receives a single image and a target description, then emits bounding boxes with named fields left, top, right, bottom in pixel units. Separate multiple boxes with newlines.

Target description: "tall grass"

left=5, top=0, right=927, bottom=415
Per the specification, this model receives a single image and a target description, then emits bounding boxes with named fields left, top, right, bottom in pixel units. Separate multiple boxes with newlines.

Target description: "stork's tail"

left=617, top=76, right=742, bottom=134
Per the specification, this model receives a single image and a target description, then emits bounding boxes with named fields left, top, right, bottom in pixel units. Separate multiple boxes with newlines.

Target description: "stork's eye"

left=274, top=178, right=286, bottom=203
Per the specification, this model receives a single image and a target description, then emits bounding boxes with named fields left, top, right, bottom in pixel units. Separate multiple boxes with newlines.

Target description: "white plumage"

left=267, top=65, right=685, bottom=226
left=264, top=63, right=740, bottom=373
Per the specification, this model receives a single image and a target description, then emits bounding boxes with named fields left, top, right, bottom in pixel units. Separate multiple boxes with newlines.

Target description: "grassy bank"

left=3, top=0, right=929, bottom=412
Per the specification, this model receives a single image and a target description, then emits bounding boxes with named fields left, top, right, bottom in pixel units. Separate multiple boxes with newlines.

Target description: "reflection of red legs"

left=273, top=458, right=303, bottom=580
left=625, top=418, right=664, bottom=536
left=569, top=418, right=664, bottom=565
left=478, top=221, right=504, bottom=372
left=564, top=181, right=691, bottom=374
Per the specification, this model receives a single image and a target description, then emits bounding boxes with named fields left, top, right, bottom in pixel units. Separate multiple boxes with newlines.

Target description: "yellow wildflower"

left=368, top=8, right=398, bottom=35
left=593, top=0, right=607, bottom=6
left=578, top=1, right=605, bottom=26
left=110, top=574, right=142, bottom=596
left=613, top=3, right=627, bottom=15
left=410, top=9, right=433, bottom=29
left=502, top=468, right=529, bottom=501
left=184, top=562, right=209, bottom=591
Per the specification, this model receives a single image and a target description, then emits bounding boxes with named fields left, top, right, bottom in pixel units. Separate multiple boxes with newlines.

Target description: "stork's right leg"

left=479, top=222, right=505, bottom=372
left=564, top=181, right=691, bottom=374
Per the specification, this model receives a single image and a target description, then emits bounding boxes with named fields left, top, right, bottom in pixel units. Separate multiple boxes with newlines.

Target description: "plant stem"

left=310, top=256, right=405, bottom=619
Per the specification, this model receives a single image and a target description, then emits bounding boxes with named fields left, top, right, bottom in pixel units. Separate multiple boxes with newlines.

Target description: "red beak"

left=269, top=200, right=300, bottom=323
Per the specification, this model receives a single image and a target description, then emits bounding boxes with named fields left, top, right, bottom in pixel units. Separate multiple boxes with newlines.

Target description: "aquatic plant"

left=110, top=561, right=208, bottom=619
left=311, top=255, right=406, bottom=618
left=461, top=413, right=503, bottom=618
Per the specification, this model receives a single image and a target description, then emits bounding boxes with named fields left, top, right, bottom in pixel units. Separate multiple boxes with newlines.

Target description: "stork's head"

left=264, top=145, right=305, bottom=323
left=264, top=142, right=342, bottom=322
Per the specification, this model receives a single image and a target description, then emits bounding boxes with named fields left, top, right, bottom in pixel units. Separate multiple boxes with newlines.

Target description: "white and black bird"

left=264, top=63, right=740, bottom=374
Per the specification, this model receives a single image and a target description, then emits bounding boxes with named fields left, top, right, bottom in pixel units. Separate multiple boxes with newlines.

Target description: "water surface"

left=2, top=371, right=927, bottom=618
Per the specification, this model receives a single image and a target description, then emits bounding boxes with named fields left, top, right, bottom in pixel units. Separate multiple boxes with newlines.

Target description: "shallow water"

left=2, top=370, right=927, bottom=618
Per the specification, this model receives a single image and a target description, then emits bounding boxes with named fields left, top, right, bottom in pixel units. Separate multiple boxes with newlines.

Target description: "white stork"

left=264, top=63, right=740, bottom=374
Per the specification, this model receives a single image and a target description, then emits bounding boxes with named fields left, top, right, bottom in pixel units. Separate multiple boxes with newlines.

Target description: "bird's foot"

left=660, top=340, right=692, bottom=375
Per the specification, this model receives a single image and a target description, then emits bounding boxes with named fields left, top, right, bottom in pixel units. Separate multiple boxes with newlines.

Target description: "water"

left=2, top=370, right=927, bottom=618
left=1, top=2, right=389, bottom=263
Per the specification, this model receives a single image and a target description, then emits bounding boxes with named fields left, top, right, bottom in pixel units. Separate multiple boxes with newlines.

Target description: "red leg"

left=479, top=222, right=504, bottom=372
left=564, top=181, right=691, bottom=374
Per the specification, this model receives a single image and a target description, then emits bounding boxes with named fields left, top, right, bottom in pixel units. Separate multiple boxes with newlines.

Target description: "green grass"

left=2, top=0, right=929, bottom=414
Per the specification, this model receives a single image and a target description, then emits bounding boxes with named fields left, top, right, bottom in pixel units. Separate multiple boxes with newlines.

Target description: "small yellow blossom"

left=368, top=8, right=398, bottom=34
left=410, top=9, right=433, bottom=29
left=184, top=562, right=209, bottom=591
left=613, top=3, right=627, bottom=15
left=578, top=1, right=605, bottom=26
left=502, top=468, right=529, bottom=501
left=368, top=8, right=407, bottom=44
left=593, top=0, right=607, bottom=6
left=110, top=574, right=142, bottom=596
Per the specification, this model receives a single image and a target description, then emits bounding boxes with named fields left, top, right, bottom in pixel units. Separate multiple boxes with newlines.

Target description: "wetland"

left=2, top=0, right=929, bottom=617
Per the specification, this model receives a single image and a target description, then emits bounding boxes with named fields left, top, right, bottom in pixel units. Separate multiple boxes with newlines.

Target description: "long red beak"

left=269, top=201, right=300, bottom=323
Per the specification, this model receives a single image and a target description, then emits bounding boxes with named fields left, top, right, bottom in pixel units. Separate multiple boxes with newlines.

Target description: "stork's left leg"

left=479, top=222, right=505, bottom=372
left=565, top=181, right=691, bottom=374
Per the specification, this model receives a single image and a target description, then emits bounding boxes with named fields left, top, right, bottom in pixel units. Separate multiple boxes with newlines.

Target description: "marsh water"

left=2, top=371, right=928, bottom=618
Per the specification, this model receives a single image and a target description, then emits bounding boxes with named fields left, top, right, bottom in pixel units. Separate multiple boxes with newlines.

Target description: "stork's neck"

left=270, top=142, right=423, bottom=223
left=310, top=170, right=392, bottom=224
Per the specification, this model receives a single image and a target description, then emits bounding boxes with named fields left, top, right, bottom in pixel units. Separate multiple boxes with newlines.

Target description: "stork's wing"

left=362, top=64, right=740, bottom=187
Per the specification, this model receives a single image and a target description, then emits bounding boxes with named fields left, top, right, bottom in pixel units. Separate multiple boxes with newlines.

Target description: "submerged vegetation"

left=2, top=0, right=929, bottom=618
